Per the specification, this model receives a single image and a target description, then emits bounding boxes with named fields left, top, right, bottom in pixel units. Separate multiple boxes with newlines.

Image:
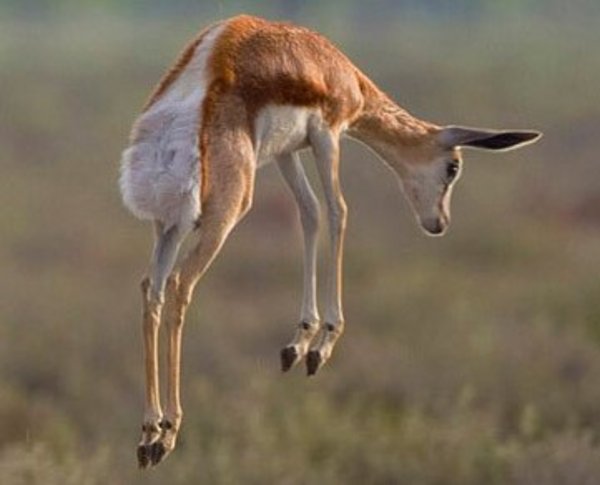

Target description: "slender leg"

left=306, top=127, right=347, bottom=376
left=151, top=223, right=186, bottom=298
left=138, top=222, right=188, bottom=468
left=137, top=276, right=163, bottom=468
left=146, top=127, right=256, bottom=466
left=277, top=153, right=322, bottom=371
left=148, top=216, right=241, bottom=464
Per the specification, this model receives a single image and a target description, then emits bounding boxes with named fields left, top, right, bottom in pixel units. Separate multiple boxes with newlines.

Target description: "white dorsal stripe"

left=119, top=23, right=226, bottom=230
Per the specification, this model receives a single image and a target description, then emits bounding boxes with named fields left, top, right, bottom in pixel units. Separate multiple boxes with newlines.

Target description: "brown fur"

left=206, top=15, right=363, bottom=127
left=199, top=15, right=440, bottom=139
left=133, top=15, right=448, bottom=468
left=193, top=15, right=439, bottom=202
left=139, top=15, right=440, bottom=206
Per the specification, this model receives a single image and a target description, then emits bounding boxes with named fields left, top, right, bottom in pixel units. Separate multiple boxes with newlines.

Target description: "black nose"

left=428, top=220, right=444, bottom=235
left=422, top=218, right=446, bottom=236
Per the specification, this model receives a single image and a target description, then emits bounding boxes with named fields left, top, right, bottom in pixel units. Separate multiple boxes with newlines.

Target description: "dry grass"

left=1, top=7, right=600, bottom=484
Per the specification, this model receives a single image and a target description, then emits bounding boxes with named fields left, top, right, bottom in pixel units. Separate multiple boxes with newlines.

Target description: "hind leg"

left=145, top=213, right=246, bottom=465
left=137, top=221, right=188, bottom=468
left=144, top=122, right=256, bottom=467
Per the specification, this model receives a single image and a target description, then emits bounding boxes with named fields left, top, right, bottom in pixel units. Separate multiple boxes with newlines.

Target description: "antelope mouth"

left=421, top=216, right=448, bottom=236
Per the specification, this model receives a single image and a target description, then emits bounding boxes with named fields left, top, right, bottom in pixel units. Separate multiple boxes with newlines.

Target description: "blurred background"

left=1, top=1, right=600, bottom=483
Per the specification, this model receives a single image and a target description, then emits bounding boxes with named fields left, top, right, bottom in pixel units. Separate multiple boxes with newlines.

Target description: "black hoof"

left=280, top=346, right=299, bottom=372
left=149, top=441, right=166, bottom=466
left=306, top=350, right=322, bottom=376
left=137, top=444, right=151, bottom=469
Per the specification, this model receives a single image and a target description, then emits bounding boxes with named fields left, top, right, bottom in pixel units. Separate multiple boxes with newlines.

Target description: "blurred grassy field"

left=2, top=5, right=600, bottom=484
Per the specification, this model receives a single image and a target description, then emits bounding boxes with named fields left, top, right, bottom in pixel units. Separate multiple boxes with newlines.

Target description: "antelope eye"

left=446, top=160, right=460, bottom=180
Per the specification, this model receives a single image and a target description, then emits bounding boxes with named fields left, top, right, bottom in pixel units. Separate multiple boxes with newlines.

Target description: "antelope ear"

left=439, top=126, right=542, bottom=152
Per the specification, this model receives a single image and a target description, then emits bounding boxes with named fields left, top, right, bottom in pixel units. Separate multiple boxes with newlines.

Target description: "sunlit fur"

left=121, top=15, right=540, bottom=468
left=120, top=23, right=226, bottom=231
left=396, top=148, right=464, bottom=236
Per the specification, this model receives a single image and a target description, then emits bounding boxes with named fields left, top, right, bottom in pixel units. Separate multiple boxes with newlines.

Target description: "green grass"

left=1, top=8, right=600, bottom=484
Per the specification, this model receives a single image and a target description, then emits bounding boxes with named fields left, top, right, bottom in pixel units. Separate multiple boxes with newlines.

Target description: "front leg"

left=277, top=153, right=322, bottom=372
left=307, top=126, right=347, bottom=376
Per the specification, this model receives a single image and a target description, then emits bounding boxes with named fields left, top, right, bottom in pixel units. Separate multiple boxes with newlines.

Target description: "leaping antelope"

left=120, top=14, right=541, bottom=467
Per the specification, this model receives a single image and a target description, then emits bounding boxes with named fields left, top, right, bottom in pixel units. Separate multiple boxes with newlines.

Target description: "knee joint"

left=141, top=276, right=164, bottom=306
left=167, top=273, right=192, bottom=311
left=329, top=200, right=347, bottom=232
left=336, top=198, right=348, bottom=220
left=166, top=272, right=180, bottom=294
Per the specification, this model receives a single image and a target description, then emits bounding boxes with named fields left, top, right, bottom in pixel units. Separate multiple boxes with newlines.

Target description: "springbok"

left=120, top=14, right=541, bottom=467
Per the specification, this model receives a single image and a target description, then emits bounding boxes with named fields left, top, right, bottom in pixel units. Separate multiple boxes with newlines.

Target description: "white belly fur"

left=119, top=23, right=225, bottom=230
left=254, top=105, right=316, bottom=165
